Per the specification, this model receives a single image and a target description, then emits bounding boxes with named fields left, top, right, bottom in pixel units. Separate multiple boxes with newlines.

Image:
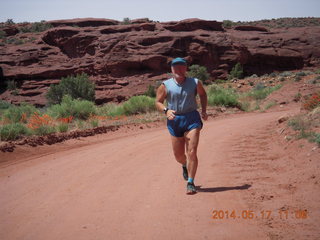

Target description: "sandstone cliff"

left=0, top=18, right=319, bottom=106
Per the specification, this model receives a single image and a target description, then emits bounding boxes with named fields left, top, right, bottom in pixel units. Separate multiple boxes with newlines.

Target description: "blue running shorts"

left=167, top=110, right=203, bottom=137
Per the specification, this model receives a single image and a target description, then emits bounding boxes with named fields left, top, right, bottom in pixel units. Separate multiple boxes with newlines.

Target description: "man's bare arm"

left=155, top=84, right=167, bottom=112
left=197, top=81, right=207, bottom=112
left=155, top=84, right=176, bottom=120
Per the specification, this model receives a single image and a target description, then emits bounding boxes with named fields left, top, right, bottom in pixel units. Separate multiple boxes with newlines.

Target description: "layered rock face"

left=0, top=18, right=319, bottom=106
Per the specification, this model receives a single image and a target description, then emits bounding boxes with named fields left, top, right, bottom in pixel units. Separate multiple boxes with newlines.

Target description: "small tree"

left=46, top=73, right=95, bottom=105
left=5, top=19, right=15, bottom=25
left=222, top=20, right=235, bottom=29
left=122, top=17, right=131, bottom=25
left=187, top=64, right=210, bottom=84
left=229, top=63, right=244, bottom=79
left=144, top=85, right=156, bottom=98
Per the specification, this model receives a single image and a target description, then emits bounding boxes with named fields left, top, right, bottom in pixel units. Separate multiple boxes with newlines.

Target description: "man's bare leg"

left=184, top=128, right=201, bottom=179
left=170, top=135, right=187, bottom=165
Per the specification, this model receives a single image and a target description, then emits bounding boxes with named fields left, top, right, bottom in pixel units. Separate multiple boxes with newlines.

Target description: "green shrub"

left=187, top=65, right=210, bottom=84
left=2, top=103, right=38, bottom=123
left=90, top=119, right=99, bottom=128
left=269, top=72, right=277, bottom=77
left=215, top=79, right=226, bottom=84
left=222, top=20, right=235, bottom=28
left=6, top=80, right=17, bottom=90
left=288, top=116, right=309, bottom=131
left=313, top=133, right=320, bottom=145
left=0, top=100, right=12, bottom=110
left=246, top=85, right=282, bottom=100
left=229, top=63, right=244, bottom=79
left=46, top=73, right=95, bottom=105
left=47, top=95, right=97, bottom=120
left=19, top=21, right=53, bottom=33
left=264, top=101, right=277, bottom=110
left=122, top=95, right=156, bottom=115
left=254, top=82, right=266, bottom=90
left=207, top=85, right=240, bottom=108
left=5, top=19, right=14, bottom=25
left=0, top=30, right=6, bottom=39
left=279, top=71, right=293, bottom=77
left=75, top=120, right=87, bottom=129
left=122, top=17, right=131, bottom=25
left=97, top=102, right=125, bottom=117
left=32, top=125, right=56, bottom=136
left=315, top=69, right=320, bottom=74
left=144, top=85, right=156, bottom=98
left=0, top=123, right=30, bottom=141
left=294, top=76, right=302, bottom=82
left=57, top=123, right=69, bottom=133
left=296, top=71, right=306, bottom=77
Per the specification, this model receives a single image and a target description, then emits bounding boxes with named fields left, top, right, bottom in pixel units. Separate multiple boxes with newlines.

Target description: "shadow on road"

left=196, top=184, right=251, bottom=193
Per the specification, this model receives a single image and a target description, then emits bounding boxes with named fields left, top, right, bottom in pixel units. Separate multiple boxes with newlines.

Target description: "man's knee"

left=173, top=150, right=186, bottom=160
left=187, top=148, right=197, bottom=159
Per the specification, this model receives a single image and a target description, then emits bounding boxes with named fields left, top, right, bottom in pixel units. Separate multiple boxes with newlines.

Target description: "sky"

left=0, top=0, right=319, bottom=23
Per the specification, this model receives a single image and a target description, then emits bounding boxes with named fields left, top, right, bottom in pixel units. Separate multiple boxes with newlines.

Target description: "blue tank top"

left=162, top=77, right=199, bottom=114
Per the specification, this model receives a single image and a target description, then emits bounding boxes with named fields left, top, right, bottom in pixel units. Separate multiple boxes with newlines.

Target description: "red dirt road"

left=1, top=107, right=319, bottom=240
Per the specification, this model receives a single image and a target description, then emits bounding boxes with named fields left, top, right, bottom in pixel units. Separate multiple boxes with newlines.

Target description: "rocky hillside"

left=0, top=17, right=320, bottom=106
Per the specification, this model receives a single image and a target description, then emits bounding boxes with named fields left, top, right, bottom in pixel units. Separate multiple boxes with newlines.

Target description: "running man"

left=155, top=57, right=208, bottom=194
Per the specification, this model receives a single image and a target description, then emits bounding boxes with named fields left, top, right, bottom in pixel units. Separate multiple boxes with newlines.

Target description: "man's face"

left=171, top=64, right=187, bottom=79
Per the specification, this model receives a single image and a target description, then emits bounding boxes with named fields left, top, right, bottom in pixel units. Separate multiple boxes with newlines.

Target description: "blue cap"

left=171, top=57, right=187, bottom=66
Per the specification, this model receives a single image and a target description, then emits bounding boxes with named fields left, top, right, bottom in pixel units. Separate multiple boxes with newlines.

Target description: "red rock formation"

left=234, top=25, right=268, bottom=32
left=0, top=18, right=320, bottom=106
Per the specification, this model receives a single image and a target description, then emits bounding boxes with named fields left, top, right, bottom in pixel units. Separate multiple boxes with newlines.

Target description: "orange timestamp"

left=211, top=209, right=308, bottom=220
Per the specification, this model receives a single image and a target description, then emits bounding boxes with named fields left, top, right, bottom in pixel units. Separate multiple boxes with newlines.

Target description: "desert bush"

left=122, top=95, right=156, bottom=115
left=6, top=80, right=17, bottom=90
left=288, top=115, right=310, bottom=131
left=303, top=92, right=320, bottom=111
left=293, top=92, right=302, bottom=102
left=2, top=103, right=38, bottom=123
left=215, top=79, right=227, bottom=84
left=19, top=21, right=53, bottom=33
left=46, top=73, right=95, bottom=105
left=144, top=85, right=156, bottom=98
left=90, top=119, right=99, bottom=128
left=295, top=71, right=306, bottom=77
left=269, top=72, right=277, bottom=77
left=294, top=76, right=302, bottom=82
left=229, top=63, right=244, bottom=79
left=0, top=100, right=12, bottom=110
left=0, top=30, right=6, bottom=39
left=5, top=19, right=14, bottom=25
left=0, top=123, right=30, bottom=141
left=313, top=133, right=320, bottom=145
left=97, top=102, right=125, bottom=117
left=222, top=20, right=235, bottom=28
left=207, top=85, right=240, bottom=108
left=253, top=82, right=266, bottom=90
left=279, top=71, right=293, bottom=77
left=288, top=114, right=320, bottom=145
left=187, top=65, right=210, bottom=84
left=32, top=125, right=56, bottom=136
left=248, top=74, right=258, bottom=78
left=246, top=85, right=282, bottom=100
left=122, top=17, right=131, bottom=25
left=14, top=39, right=24, bottom=45
left=47, top=95, right=97, bottom=120
left=57, top=123, right=69, bottom=133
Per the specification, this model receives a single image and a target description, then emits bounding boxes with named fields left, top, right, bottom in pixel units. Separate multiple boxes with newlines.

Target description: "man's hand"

left=201, top=111, right=208, bottom=121
left=166, top=110, right=176, bottom=120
